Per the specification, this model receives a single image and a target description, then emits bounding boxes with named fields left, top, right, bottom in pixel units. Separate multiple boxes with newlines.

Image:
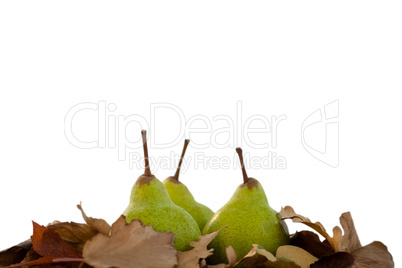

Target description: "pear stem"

left=236, top=147, right=249, bottom=184
left=141, top=130, right=151, bottom=176
left=173, top=139, right=190, bottom=181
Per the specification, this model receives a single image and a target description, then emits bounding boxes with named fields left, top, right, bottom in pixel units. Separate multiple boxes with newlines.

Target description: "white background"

left=0, top=1, right=401, bottom=265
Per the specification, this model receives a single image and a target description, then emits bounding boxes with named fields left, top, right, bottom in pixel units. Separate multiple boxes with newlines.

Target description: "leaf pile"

left=0, top=205, right=394, bottom=268
left=278, top=206, right=394, bottom=268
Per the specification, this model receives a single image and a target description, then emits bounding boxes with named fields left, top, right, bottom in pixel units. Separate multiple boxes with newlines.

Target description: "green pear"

left=163, top=139, right=214, bottom=230
left=203, top=147, right=289, bottom=264
left=123, top=130, right=201, bottom=251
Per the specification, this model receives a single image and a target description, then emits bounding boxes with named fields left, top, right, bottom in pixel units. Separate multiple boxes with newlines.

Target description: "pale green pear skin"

left=163, top=177, right=215, bottom=230
left=123, top=175, right=201, bottom=251
left=202, top=178, right=289, bottom=264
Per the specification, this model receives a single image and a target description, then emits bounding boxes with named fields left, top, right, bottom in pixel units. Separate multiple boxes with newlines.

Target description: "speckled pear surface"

left=123, top=175, right=201, bottom=251
left=123, top=130, right=201, bottom=252
left=202, top=178, right=289, bottom=264
left=202, top=147, right=289, bottom=264
left=162, top=139, right=214, bottom=231
left=164, top=177, right=214, bottom=230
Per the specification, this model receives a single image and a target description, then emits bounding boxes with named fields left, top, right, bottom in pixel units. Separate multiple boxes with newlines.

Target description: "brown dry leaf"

left=47, top=221, right=98, bottom=251
left=83, top=215, right=177, bottom=268
left=0, top=223, right=88, bottom=268
left=207, top=246, right=237, bottom=268
left=0, top=240, right=32, bottom=267
left=235, top=244, right=299, bottom=268
left=17, top=245, right=87, bottom=268
left=264, top=260, right=301, bottom=268
left=279, top=206, right=342, bottom=251
left=177, top=226, right=226, bottom=268
left=8, top=256, right=85, bottom=267
left=252, top=244, right=277, bottom=262
left=21, top=247, right=41, bottom=263
left=237, top=244, right=259, bottom=262
left=310, top=252, right=355, bottom=268
left=276, top=245, right=318, bottom=268
left=351, top=241, right=394, bottom=268
left=233, top=246, right=259, bottom=267
left=208, top=264, right=227, bottom=268
left=31, top=221, right=82, bottom=258
left=236, top=255, right=270, bottom=268
left=290, top=231, right=334, bottom=258
left=225, top=246, right=238, bottom=267
left=77, top=203, right=111, bottom=236
left=339, top=212, right=361, bottom=252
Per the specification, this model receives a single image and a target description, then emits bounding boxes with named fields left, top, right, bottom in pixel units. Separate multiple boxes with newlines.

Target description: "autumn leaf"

left=239, top=244, right=277, bottom=267
left=77, top=203, right=111, bottom=236
left=279, top=206, right=343, bottom=251
left=250, top=244, right=277, bottom=262
left=207, top=246, right=237, bottom=268
left=8, top=256, right=85, bottom=267
left=1, top=202, right=395, bottom=268
left=31, top=221, right=82, bottom=258
left=207, top=263, right=227, bottom=268
left=0, top=240, right=32, bottom=267
left=265, top=260, right=302, bottom=268
left=289, top=231, right=334, bottom=258
left=47, top=221, right=98, bottom=251
left=208, top=244, right=263, bottom=267
left=236, top=254, right=271, bottom=268
left=276, top=245, right=318, bottom=268
left=5, top=222, right=85, bottom=267
left=339, top=212, right=361, bottom=252
left=0, top=222, right=92, bottom=268
left=351, top=241, right=394, bottom=268
left=83, top=215, right=177, bottom=268
left=177, top=226, right=226, bottom=268
left=225, top=246, right=237, bottom=267
left=310, top=252, right=355, bottom=268
left=235, top=244, right=299, bottom=268
left=19, top=247, right=40, bottom=265
left=280, top=208, right=394, bottom=267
